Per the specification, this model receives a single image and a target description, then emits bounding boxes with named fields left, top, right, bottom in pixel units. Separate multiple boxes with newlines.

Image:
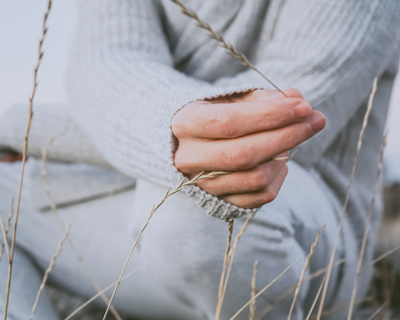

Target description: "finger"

left=172, top=97, right=312, bottom=139
left=175, top=111, right=325, bottom=173
left=193, top=152, right=288, bottom=196
left=220, top=163, right=289, bottom=208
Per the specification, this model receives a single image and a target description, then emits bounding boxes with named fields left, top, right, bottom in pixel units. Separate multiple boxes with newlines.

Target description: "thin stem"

left=305, top=276, right=327, bottom=320
left=363, top=244, right=400, bottom=271
left=101, top=170, right=231, bottom=320
left=255, top=259, right=345, bottom=320
left=347, top=132, right=387, bottom=320
left=316, top=77, right=378, bottom=320
left=287, top=226, right=324, bottom=320
left=30, top=224, right=71, bottom=320
left=215, top=219, right=234, bottom=320
left=64, top=268, right=141, bottom=320
left=41, top=132, right=123, bottom=320
left=0, top=201, right=14, bottom=263
left=169, top=0, right=287, bottom=97
left=3, top=1, right=52, bottom=318
left=218, top=211, right=257, bottom=318
left=366, top=303, right=386, bottom=320
left=249, top=261, right=258, bottom=320
left=0, top=212, right=10, bottom=262
left=229, top=255, right=303, bottom=320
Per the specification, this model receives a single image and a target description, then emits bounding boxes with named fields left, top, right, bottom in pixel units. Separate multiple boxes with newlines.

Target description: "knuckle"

left=173, top=148, right=191, bottom=173
left=246, top=171, right=268, bottom=191
left=285, top=88, right=304, bottom=99
left=282, top=163, right=289, bottom=176
left=212, top=111, right=238, bottom=138
left=261, top=189, right=277, bottom=204
left=225, top=145, right=252, bottom=170
left=171, top=101, right=204, bottom=138
left=171, top=113, right=187, bottom=139
left=282, top=129, right=299, bottom=150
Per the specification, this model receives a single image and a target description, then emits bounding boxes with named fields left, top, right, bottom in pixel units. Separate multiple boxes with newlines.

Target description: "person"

left=1, top=0, right=399, bottom=319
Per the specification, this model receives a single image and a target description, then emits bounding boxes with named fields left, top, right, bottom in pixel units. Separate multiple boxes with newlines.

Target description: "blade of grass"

left=316, top=77, right=378, bottom=320
left=30, top=224, right=71, bottom=320
left=216, top=219, right=234, bottom=320
left=40, top=132, right=123, bottom=320
left=101, top=170, right=232, bottom=320
left=216, top=211, right=257, bottom=320
left=255, top=259, right=345, bottom=320
left=0, top=201, right=14, bottom=263
left=229, top=255, right=303, bottom=320
left=363, top=244, right=400, bottom=271
left=347, top=132, right=387, bottom=320
left=3, top=2, right=52, bottom=318
left=366, top=303, right=386, bottom=320
left=169, top=0, right=287, bottom=97
left=0, top=211, right=10, bottom=262
left=64, top=267, right=141, bottom=320
left=287, top=226, right=325, bottom=320
left=305, top=276, right=327, bottom=320
left=249, top=261, right=258, bottom=320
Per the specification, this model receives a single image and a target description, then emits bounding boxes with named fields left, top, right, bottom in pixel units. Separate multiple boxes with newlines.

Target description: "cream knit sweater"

left=1, top=0, right=399, bottom=227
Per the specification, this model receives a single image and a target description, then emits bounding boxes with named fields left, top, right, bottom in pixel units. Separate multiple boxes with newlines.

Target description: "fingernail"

left=292, top=102, right=311, bottom=118
left=308, top=111, right=326, bottom=131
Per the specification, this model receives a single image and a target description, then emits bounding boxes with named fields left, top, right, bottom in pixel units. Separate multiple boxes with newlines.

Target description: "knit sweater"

left=1, top=0, right=399, bottom=227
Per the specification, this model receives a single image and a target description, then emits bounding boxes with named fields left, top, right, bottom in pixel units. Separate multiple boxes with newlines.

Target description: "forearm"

left=0, top=104, right=108, bottom=167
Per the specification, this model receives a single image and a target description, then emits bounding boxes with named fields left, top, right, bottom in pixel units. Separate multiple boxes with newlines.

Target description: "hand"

left=172, top=89, right=326, bottom=208
left=0, top=152, right=23, bottom=163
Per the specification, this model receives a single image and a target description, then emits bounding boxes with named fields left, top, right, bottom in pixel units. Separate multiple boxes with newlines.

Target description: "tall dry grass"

left=2, top=1, right=52, bottom=318
left=1, top=0, right=399, bottom=319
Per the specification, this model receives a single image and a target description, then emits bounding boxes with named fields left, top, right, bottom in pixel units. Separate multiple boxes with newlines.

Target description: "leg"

left=0, top=246, right=60, bottom=320
left=125, top=161, right=348, bottom=320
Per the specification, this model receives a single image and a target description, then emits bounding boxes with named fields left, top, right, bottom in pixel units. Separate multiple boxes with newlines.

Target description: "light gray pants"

left=0, top=159, right=359, bottom=320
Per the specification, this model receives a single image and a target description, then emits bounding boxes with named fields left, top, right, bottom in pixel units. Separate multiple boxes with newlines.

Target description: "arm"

left=214, top=0, right=400, bottom=166
left=0, top=104, right=108, bottom=167
left=66, top=0, right=288, bottom=219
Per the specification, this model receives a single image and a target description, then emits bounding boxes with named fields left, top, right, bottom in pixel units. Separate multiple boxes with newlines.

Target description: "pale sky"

left=0, top=0, right=399, bottom=180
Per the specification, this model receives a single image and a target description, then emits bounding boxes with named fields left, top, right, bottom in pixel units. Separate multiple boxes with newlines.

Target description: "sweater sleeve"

left=0, top=104, right=108, bottom=167
left=215, top=0, right=400, bottom=166
left=66, top=0, right=261, bottom=220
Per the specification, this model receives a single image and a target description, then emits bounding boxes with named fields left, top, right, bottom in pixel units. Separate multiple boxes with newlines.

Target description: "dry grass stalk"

left=229, top=255, right=303, bottom=320
left=255, top=258, right=345, bottom=320
left=102, top=170, right=233, bottom=320
left=363, top=244, right=400, bottom=271
left=305, top=276, right=327, bottom=320
left=64, top=267, right=141, bottom=320
left=347, top=132, right=387, bottom=320
left=366, top=303, right=386, bottom=320
left=102, top=156, right=289, bottom=320
left=314, top=296, right=373, bottom=319
left=0, top=201, right=14, bottom=263
left=215, top=219, right=234, bottom=320
left=40, top=132, right=123, bottom=320
left=287, top=226, right=325, bottom=320
left=3, top=2, right=52, bottom=318
left=30, top=224, right=71, bottom=320
left=216, top=211, right=257, bottom=320
left=0, top=211, right=10, bottom=262
left=316, top=77, right=378, bottom=320
left=169, top=0, right=287, bottom=97
left=249, top=261, right=258, bottom=320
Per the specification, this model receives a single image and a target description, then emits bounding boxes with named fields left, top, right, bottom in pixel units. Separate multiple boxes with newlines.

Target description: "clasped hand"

left=172, top=89, right=326, bottom=208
